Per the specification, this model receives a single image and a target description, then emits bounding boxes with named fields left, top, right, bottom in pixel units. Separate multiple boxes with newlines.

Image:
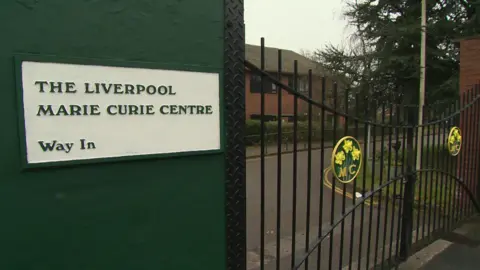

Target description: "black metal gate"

left=238, top=39, right=480, bottom=270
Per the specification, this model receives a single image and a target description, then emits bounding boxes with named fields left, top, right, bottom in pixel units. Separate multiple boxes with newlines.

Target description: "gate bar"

left=399, top=105, right=416, bottom=261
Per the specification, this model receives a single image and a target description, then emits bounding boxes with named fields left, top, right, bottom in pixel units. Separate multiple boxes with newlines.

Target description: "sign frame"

left=14, top=54, right=224, bottom=169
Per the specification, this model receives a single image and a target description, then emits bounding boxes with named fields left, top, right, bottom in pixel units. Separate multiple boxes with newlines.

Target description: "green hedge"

left=373, top=144, right=454, bottom=167
left=245, top=120, right=389, bottom=146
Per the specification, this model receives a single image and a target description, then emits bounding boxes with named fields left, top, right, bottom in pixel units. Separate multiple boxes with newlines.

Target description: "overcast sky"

left=245, top=0, right=352, bottom=53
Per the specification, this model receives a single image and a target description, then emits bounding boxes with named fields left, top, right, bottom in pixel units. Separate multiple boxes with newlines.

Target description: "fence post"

left=477, top=92, right=480, bottom=204
left=399, top=105, right=417, bottom=261
left=367, top=123, right=371, bottom=160
left=475, top=84, right=480, bottom=205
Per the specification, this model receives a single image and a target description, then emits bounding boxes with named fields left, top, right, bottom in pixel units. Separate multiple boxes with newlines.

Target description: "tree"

left=305, top=26, right=398, bottom=114
left=313, top=0, right=480, bottom=106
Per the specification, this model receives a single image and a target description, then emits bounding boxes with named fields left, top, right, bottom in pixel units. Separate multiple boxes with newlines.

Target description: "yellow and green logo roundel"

left=447, top=126, right=462, bottom=156
left=331, top=136, right=362, bottom=183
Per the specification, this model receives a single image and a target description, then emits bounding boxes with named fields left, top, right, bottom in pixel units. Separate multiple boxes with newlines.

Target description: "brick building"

left=457, top=35, right=480, bottom=195
left=245, top=44, right=342, bottom=126
left=459, top=36, right=480, bottom=91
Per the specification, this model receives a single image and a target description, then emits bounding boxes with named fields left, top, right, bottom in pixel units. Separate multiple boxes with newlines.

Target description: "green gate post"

left=0, top=1, right=246, bottom=269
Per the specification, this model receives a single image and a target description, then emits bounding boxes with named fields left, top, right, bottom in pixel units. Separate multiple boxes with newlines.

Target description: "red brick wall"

left=245, top=70, right=295, bottom=119
left=245, top=70, right=344, bottom=125
left=460, top=38, right=480, bottom=92
left=459, top=38, right=480, bottom=199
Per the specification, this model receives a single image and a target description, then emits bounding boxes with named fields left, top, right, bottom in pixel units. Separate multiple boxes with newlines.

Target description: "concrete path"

left=399, top=215, right=480, bottom=270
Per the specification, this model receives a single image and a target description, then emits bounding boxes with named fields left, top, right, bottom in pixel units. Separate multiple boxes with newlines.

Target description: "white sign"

left=19, top=61, right=221, bottom=164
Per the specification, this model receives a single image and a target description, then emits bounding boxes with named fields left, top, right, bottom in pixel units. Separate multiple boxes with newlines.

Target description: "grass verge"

left=350, top=144, right=458, bottom=213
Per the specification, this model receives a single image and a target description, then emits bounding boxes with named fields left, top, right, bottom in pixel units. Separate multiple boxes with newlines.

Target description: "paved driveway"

left=245, top=133, right=443, bottom=269
left=246, top=149, right=402, bottom=269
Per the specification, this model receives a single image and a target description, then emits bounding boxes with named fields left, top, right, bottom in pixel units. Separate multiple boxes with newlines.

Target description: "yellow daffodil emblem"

left=343, top=140, right=353, bottom=153
left=352, top=147, right=361, bottom=161
left=448, top=135, right=455, bottom=144
left=448, top=127, right=461, bottom=156
left=335, top=151, right=346, bottom=165
left=331, top=136, right=362, bottom=183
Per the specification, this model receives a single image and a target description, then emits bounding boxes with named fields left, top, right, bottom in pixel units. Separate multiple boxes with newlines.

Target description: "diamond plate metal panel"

left=224, top=0, right=246, bottom=270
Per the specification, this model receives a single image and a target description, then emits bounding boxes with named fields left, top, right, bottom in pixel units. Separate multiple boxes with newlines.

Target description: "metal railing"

left=243, top=38, right=480, bottom=270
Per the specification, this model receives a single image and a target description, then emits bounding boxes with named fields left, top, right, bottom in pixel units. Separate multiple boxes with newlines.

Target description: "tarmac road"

left=246, top=148, right=404, bottom=270
left=245, top=132, right=444, bottom=269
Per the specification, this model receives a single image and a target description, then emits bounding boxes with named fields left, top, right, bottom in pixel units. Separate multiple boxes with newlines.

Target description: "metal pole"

left=416, top=0, right=427, bottom=170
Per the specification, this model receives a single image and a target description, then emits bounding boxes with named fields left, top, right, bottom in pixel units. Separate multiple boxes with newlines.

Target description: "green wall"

left=0, top=1, right=225, bottom=269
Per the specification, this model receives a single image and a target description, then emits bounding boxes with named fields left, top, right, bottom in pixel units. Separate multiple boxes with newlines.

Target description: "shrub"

left=244, top=120, right=387, bottom=146
left=373, top=144, right=454, bottom=168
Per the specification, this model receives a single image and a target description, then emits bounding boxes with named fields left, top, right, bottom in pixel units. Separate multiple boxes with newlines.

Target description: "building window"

left=287, top=76, right=294, bottom=88
left=298, top=79, right=308, bottom=94
left=250, top=74, right=277, bottom=94
left=287, top=76, right=308, bottom=95
left=250, top=114, right=277, bottom=122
